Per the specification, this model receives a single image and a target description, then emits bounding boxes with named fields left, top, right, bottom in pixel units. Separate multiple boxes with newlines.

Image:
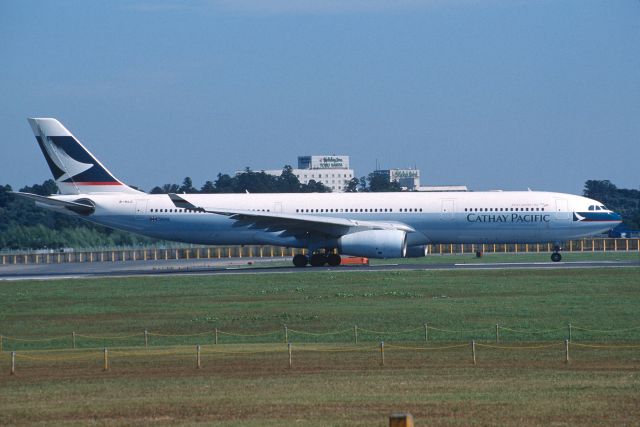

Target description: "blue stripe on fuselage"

left=574, top=211, right=622, bottom=222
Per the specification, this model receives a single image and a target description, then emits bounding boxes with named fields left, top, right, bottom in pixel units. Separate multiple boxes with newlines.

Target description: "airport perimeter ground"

left=1, top=253, right=639, bottom=426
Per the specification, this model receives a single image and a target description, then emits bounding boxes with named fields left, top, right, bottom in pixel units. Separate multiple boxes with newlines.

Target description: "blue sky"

left=1, top=0, right=639, bottom=194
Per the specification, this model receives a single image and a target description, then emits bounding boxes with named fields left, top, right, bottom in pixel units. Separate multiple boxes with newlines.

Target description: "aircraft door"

left=554, top=199, right=570, bottom=220
left=135, top=199, right=148, bottom=220
left=273, top=202, right=283, bottom=213
left=440, top=199, right=455, bottom=221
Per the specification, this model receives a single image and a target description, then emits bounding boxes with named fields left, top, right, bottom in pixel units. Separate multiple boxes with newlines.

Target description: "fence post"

left=424, top=323, right=428, bottom=342
left=288, top=342, right=292, bottom=368
left=568, top=323, right=572, bottom=342
left=215, top=328, right=218, bottom=345
left=380, top=341, right=385, bottom=366
left=389, top=412, right=414, bottom=427
left=72, top=332, right=76, bottom=349
left=496, top=324, right=499, bottom=343
left=0, top=335, right=3, bottom=353
left=196, top=344, right=201, bottom=369
left=284, top=325, right=288, bottom=343
left=103, top=348, right=109, bottom=371
left=564, top=339, right=569, bottom=364
left=471, top=340, right=477, bottom=365
left=354, top=325, right=358, bottom=344
left=144, top=330, right=148, bottom=348
left=10, top=351, right=15, bottom=375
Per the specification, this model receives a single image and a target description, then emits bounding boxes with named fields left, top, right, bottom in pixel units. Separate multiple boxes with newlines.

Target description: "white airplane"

left=14, top=118, right=622, bottom=267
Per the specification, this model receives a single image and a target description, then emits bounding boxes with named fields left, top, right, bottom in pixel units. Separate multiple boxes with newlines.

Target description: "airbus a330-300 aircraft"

left=14, top=118, right=622, bottom=267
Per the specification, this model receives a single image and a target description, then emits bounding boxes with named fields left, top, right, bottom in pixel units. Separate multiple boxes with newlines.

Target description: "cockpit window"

left=600, top=205, right=608, bottom=211
left=588, top=205, right=595, bottom=211
left=595, top=206, right=601, bottom=211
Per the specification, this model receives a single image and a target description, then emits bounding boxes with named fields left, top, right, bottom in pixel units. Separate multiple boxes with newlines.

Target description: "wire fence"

left=3, top=323, right=640, bottom=352
left=2, top=238, right=639, bottom=265
left=3, top=339, right=640, bottom=376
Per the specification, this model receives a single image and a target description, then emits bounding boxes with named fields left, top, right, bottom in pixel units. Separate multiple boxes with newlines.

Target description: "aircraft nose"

left=610, top=211, right=623, bottom=223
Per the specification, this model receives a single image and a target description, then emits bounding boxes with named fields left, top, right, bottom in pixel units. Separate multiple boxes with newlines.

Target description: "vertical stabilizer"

left=27, top=118, right=142, bottom=195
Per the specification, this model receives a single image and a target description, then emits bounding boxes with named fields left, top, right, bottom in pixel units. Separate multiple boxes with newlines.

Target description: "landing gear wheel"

left=475, top=251, right=483, bottom=258
left=309, top=253, right=327, bottom=267
left=292, top=254, right=308, bottom=268
left=327, top=253, right=341, bottom=267
left=551, top=252, right=562, bottom=262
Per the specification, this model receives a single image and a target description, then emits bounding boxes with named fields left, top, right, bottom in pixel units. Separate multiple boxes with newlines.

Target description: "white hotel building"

left=262, top=155, right=354, bottom=192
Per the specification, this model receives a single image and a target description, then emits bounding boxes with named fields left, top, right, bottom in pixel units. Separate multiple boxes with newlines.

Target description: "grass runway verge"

left=0, top=263, right=639, bottom=425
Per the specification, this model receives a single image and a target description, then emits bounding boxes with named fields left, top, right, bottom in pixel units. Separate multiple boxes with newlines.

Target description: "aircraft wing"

left=11, top=192, right=95, bottom=215
left=169, top=193, right=414, bottom=237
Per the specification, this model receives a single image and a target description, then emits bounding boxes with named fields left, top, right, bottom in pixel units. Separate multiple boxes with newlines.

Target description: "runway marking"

left=0, top=260, right=637, bottom=281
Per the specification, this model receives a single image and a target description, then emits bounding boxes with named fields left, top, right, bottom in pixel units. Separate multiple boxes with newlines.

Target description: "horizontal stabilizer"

left=12, top=192, right=95, bottom=216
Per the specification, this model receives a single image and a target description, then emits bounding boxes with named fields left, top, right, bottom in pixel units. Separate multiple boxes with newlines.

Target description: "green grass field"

left=0, top=265, right=639, bottom=425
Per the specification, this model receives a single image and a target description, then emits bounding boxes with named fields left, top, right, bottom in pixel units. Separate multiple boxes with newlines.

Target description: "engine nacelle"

left=337, top=229, right=407, bottom=259
left=406, top=245, right=428, bottom=258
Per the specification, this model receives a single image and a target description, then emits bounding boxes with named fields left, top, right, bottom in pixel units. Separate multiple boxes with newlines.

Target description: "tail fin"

left=27, top=118, right=142, bottom=195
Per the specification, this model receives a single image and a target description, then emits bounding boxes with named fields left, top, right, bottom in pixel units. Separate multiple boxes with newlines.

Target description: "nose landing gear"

left=551, top=245, right=562, bottom=262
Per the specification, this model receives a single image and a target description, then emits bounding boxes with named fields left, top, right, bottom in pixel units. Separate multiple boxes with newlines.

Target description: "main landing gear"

left=292, top=252, right=342, bottom=267
left=292, top=254, right=308, bottom=267
left=551, top=245, right=562, bottom=262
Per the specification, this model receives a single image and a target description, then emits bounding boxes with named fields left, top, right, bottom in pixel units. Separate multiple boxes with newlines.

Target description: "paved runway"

left=0, top=256, right=637, bottom=280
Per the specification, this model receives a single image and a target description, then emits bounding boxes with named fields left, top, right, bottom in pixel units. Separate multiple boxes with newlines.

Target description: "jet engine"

left=405, top=245, right=429, bottom=258
left=337, top=229, right=407, bottom=259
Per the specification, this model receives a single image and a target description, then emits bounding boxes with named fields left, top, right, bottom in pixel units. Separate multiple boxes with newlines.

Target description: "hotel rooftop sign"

left=298, top=155, right=350, bottom=170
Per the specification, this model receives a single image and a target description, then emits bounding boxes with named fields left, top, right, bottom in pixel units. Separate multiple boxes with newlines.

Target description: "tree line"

left=583, top=180, right=640, bottom=230
left=0, top=175, right=637, bottom=250
left=147, top=167, right=401, bottom=194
